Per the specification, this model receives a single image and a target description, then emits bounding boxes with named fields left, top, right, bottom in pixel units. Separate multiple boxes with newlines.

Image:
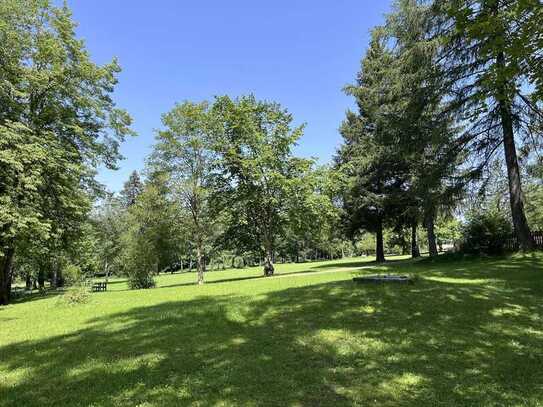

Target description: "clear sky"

left=66, top=0, right=392, bottom=192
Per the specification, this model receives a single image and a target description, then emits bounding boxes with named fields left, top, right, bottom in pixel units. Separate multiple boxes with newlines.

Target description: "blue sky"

left=66, top=1, right=392, bottom=192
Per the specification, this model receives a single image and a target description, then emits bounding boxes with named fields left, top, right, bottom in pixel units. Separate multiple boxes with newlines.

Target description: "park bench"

left=92, top=282, right=107, bottom=292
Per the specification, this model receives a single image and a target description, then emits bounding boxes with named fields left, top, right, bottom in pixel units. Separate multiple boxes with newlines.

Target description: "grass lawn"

left=1, top=253, right=542, bottom=406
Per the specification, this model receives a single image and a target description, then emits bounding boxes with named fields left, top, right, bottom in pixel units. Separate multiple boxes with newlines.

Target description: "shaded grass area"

left=1, top=254, right=542, bottom=406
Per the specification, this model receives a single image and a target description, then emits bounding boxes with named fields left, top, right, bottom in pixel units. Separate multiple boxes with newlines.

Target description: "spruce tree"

left=120, top=171, right=144, bottom=208
left=338, top=29, right=411, bottom=263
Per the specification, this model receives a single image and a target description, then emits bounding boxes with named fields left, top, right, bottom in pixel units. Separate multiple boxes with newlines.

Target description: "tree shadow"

left=1, top=261, right=542, bottom=406
left=121, top=265, right=369, bottom=292
left=311, top=255, right=412, bottom=270
left=9, top=289, right=62, bottom=305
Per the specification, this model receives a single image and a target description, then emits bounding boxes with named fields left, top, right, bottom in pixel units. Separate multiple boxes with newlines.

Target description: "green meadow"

left=1, top=254, right=542, bottom=406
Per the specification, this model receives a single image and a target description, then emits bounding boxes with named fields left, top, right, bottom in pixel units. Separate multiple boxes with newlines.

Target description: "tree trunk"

left=490, top=5, right=533, bottom=250
left=263, top=252, right=274, bottom=276
left=375, top=219, right=385, bottom=263
left=51, top=259, right=58, bottom=289
left=51, top=261, right=64, bottom=288
left=411, top=223, right=420, bottom=258
left=38, top=267, right=45, bottom=289
left=263, top=241, right=275, bottom=276
left=425, top=213, right=438, bottom=257
left=196, top=242, right=205, bottom=285
left=496, top=72, right=534, bottom=249
left=104, top=261, right=110, bottom=284
left=0, top=246, right=15, bottom=306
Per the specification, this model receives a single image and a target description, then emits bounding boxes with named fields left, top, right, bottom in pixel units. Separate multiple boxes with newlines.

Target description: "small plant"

left=59, top=285, right=90, bottom=306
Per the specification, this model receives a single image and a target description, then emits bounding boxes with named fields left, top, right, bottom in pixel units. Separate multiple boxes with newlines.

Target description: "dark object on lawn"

left=92, top=282, right=107, bottom=292
left=353, top=275, right=413, bottom=284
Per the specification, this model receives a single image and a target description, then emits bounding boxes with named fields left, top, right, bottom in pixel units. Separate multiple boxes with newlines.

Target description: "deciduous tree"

left=0, top=0, right=133, bottom=304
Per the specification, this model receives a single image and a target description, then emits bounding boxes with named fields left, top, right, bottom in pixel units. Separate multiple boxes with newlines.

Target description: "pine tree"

left=383, top=0, right=465, bottom=257
left=120, top=171, right=143, bottom=208
left=338, top=29, right=411, bottom=263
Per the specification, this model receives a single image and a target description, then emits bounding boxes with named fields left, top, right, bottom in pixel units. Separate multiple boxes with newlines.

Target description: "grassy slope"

left=1, top=254, right=542, bottom=406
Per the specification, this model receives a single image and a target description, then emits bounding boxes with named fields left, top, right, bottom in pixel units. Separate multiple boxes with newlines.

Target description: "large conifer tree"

left=338, top=29, right=410, bottom=263
left=434, top=0, right=543, bottom=249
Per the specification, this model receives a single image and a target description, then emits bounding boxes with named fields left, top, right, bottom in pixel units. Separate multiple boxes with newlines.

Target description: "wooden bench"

left=92, top=282, right=107, bottom=292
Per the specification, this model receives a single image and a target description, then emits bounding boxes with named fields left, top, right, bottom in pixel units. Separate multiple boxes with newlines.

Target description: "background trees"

left=1, top=0, right=542, bottom=304
left=120, top=173, right=180, bottom=289
left=120, top=171, right=143, bottom=208
left=90, top=195, right=125, bottom=280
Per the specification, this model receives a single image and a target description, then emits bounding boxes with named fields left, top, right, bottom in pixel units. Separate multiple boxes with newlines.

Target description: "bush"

left=59, top=285, right=90, bottom=306
left=121, top=214, right=158, bottom=290
left=461, top=210, right=512, bottom=255
left=63, top=263, right=83, bottom=286
left=124, top=246, right=157, bottom=289
left=128, top=273, right=156, bottom=289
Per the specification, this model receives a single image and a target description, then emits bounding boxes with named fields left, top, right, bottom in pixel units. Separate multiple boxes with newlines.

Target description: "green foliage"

left=436, top=217, right=462, bottom=244
left=151, top=101, right=217, bottom=284
left=90, top=195, right=126, bottom=278
left=433, top=0, right=543, bottom=248
left=62, top=263, right=83, bottom=287
left=120, top=176, right=181, bottom=290
left=354, top=233, right=376, bottom=256
left=127, top=273, right=157, bottom=290
left=337, top=29, right=412, bottom=261
left=524, top=182, right=543, bottom=230
left=120, top=171, right=144, bottom=208
left=461, top=210, right=513, bottom=255
left=211, top=95, right=311, bottom=274
left=58, top=284, right=90, bottom=306
left=0, top=0, right=133, bottom=304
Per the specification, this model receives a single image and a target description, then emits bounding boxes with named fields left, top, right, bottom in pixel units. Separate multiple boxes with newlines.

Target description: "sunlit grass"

left=1, top=253, right=542, bottom=406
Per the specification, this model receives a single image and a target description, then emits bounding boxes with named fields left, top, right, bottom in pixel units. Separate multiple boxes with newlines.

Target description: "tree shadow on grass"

left=1, top=260, right=543, bottom=406
left=121, top=266, right=367, bottom=292
left=310, top=255, right=412, bottom=270
left=9, top=289, right=62, bottom=305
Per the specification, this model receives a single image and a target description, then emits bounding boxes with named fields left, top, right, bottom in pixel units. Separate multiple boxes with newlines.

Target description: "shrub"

left=63, top=263, right=83, bottom=286
left=59, top=285, right=90, bottom=306
left=128, top=273, right=156, bottom=289
left=461, top=210, right=512, bottom=255
left=124, top=246, right=157, bottom=289
left=121, top=214, right=158, bottom=290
